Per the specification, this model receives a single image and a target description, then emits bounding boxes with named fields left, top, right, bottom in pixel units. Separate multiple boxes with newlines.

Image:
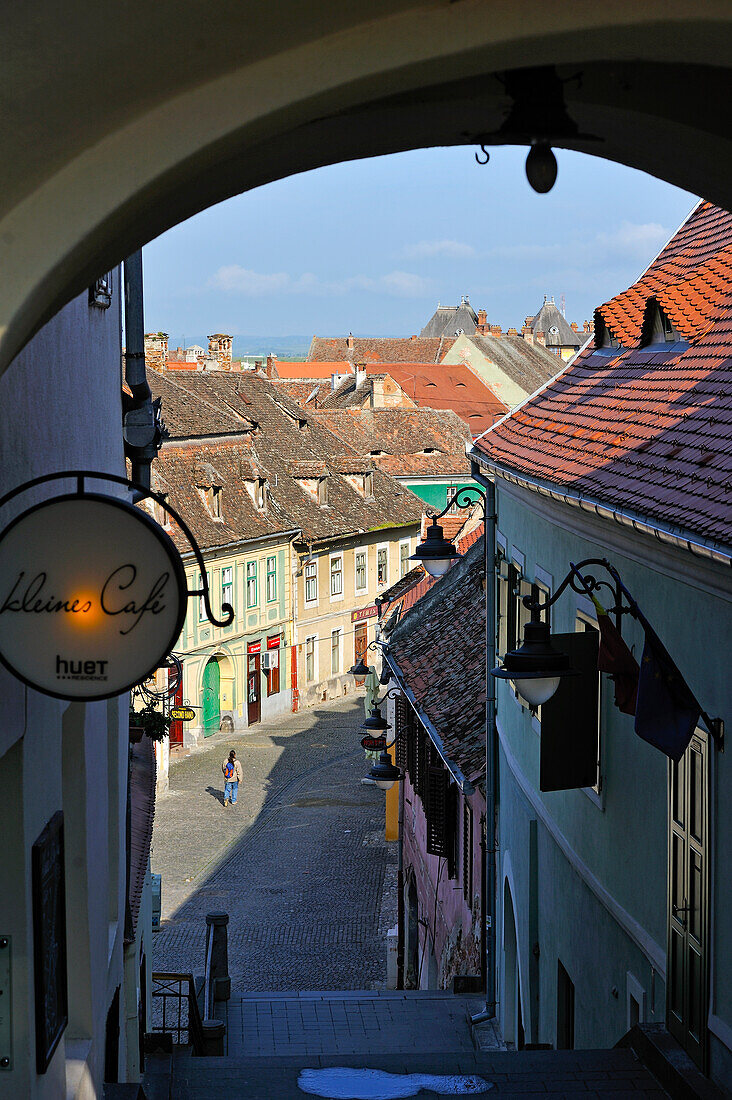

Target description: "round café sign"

left=0, top=493, right=188, bottom=700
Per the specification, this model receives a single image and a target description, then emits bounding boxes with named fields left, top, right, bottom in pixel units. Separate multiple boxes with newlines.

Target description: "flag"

left=589, top=593, right=639, bottom=715
left=633, top=614, right=701, bottom=762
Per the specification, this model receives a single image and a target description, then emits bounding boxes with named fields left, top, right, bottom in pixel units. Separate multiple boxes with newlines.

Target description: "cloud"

left=595, top=221, right=670, bottom=263
left=209, top=266, right=433, bottom=299
left=401, top=239, right=477, bottom=260
left=483, top=222, right=671, bottom=271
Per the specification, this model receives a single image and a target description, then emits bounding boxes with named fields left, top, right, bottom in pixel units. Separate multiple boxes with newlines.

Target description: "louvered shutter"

left=406, top=711, right=416, bottom=785
left=426, top=764, right=448, bottom=856
left=446, top=782, right=458, bottom=880
left=540, top=630, right=599, bottom=792
left=463, top=800, right=473, bottom=901
left=395, top=694, right=408, bottom=770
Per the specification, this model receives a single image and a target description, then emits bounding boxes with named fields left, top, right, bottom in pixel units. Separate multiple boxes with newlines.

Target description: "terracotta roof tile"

left=308, top=336, right=455, bottom=364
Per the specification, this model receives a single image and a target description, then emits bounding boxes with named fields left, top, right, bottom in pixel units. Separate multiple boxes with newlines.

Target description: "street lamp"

left=491, top=619, right=576, bottom=706
left=410, top=486, right=485, bottom=578
left=368, top=749, right=402, bottom=790
left=361, top=703, right=391, bottom=733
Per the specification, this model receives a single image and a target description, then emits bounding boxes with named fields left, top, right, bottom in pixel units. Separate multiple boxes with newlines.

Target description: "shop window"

left=265, top=645, right=280, bottom=696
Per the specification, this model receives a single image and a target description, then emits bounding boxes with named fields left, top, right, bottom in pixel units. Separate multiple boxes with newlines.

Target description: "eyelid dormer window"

left=201, top=485, right=223, bottom=520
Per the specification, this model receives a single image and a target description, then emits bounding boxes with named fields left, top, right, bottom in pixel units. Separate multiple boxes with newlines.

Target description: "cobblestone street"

left=151, top=697, right=398, bottom=991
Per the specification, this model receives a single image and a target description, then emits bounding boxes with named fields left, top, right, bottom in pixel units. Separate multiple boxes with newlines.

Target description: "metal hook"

left=475, top=145, right=491, bottom=166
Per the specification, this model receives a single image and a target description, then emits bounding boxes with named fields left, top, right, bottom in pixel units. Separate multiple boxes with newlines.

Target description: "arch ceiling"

left=1, top=1, right=731, bottom=372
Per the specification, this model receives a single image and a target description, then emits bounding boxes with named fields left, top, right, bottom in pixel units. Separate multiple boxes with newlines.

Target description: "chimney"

left=265, top=354, right=278, bottom=379
left=477, top=309, right=487, bottom=334
left=208, top=333, right=233, bottom=370
left=346, top=332, right=354, bottom=351
left=571, top=322, right=579, bottom=332
left=490, top=325, right=502, bottom=338
left=144, top=332, right=169, bottom=372
left=410, top=334, right=417, bottom=340
left=536, top=330, right=546, bottom=346
left=583, top=320, right=592, bottom=333
left=507, top=327, right=518, bottom=336
left=521, top=326, right=533, bottom=344
left=525, top=316, right=533, bottom=328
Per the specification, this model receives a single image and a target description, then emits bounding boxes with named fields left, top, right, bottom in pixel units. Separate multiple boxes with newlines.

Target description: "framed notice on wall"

left=32, top=811, right=68, bottom=1073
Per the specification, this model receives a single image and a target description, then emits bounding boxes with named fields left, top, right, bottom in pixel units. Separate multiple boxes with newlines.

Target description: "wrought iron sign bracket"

left=0, top=470, right=234, bottom=630
left=521, top=556, right=723, bottom=752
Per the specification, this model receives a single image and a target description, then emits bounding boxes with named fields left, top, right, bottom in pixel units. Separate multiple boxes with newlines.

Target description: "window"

left=557, top=961, right=575, bottom=1050
left=256, top=479, right=266, bottom=510
left=318, top=477, right=329, bottom=506
left=331, top=629, right=341, bottom=675
left=151, top=492, right=170, bottom=529
left=399, top=540, right=410, bottom=578
left=204, top=486, right=223, bottom=519
left=330, top=554, right=343, bottom=597
left=266, top=556, right=277, bottom=602
left=266, top=645, right=280, bottom=696
left=198, top=574, right=206, bottom=623
left=576, top=614, right=602, bottom=793
left=377, top=547, right=388, bottom=586
left=246, top=561, right=257, bottom=608
left=306, top=636, right=316, bottom=682
left=221, top=566, right=233, bottom=613
left=304, top=560, right=317, bottom=604
left=89, top=272, right=113, bottom=309
left=446, top=484, right=460, bottom=513
left=355, top=551, right=367, bottom=593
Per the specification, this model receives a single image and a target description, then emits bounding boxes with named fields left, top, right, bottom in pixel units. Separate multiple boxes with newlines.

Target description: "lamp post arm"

left=432, top=485, right=486, bottom=522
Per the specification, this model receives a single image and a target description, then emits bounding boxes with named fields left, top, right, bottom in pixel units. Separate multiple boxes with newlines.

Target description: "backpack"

left=224, top=761, right=234, bottom=780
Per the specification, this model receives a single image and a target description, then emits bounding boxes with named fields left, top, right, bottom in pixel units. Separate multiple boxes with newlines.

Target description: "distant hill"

left=232, top=336, right=312, bottom=360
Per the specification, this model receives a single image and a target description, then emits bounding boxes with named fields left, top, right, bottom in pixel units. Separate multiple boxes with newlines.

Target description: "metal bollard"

left=200, top=1018, right=226, bottom=1056
left=205, top=911, right=231, bottom=1002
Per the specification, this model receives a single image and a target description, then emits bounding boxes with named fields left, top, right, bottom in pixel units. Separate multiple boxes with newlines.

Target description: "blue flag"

left=634, top=614, right=701, bottom=762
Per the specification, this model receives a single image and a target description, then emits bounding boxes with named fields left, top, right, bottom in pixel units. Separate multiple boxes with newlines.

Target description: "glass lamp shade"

left=491, top=620, right=576, bottom=706
left=510, top=675, right=561, bottom=707
left=409, top=519, right=461, bottom=578
left=361, top=705, right=391, bottom=733
left=368, top=751, right=402, bottom=790
left=525, top=142, right=558, bottom=193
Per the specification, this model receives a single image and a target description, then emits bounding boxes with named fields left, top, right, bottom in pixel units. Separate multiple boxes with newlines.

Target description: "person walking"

left=221, top=749, right=243, bottom=807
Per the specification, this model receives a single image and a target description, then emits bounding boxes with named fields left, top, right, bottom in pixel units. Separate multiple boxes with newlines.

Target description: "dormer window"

left=343, top=471, right=374, bottom=499
left=642, top=299, right=683, bottom=347
left=318, top=477, right=329, bottom=506
left=200, top=485, right=223, bottom=520
left=150, top=493, right=171, bottom=529
left=243, top=477, right=268, bottom=511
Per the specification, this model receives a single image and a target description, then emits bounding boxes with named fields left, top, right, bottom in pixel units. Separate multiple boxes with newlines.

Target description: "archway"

left=1, top=5, right=731, bottom=371
left=503, top=879, right=524, bottom=1050
left=201, top=654, right=235, bottom=737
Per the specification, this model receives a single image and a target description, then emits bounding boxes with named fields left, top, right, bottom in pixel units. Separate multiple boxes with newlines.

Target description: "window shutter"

left=540, top=630, right=599, bottom=792
left=463, top=800, right=473, bottom=901
left=445, top=783, right=458, bottom=880
left=406, top=712, right=416, bottom=785
left=395, top=694, right=408, bottom=770
left=497, top=560, right=509, bottom=657
left=426, top=764, right=448, bottom=856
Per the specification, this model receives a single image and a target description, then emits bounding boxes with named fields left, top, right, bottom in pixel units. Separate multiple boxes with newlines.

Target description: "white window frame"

left=246, top=560, right=258, bottom=608
left=354, top=549, right=368, bottom=594
left=331, top=628, right=341, bottom=675
left=221, top=565, right=233, bottom=615
left=329, top=552, right=344, bottom=601
left=198, top=573, right=206, bottom=623
left=266, top=555, right=277, bottom=602
left=305, top=634, right=318, bottom=682
left=399, top=538, right=411, bottom=579
left=576, top=610, right=605, bottom=809
left=304, top=559, right=318, bottom=606
left=376, top=543, right=389, bottom=587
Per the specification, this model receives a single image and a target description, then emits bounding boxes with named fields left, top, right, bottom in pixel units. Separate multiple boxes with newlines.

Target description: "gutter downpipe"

left=123, top=250, right=159, bottom=491
left=470, top=463, right=497, bottom=1022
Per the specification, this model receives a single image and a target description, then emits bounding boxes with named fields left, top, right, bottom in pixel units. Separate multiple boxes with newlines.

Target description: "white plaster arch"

left=502, top=849, right=531, bottom=1046
left=0, top=3, right=731, bottom=370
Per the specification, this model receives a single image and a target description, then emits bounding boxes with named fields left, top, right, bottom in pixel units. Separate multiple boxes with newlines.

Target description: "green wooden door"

left=202, top=659, right=221, bottom=737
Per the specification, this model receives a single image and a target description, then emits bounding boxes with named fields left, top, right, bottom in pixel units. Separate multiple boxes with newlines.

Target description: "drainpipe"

left=123, top=250, right=160, bottom=490
left=470, top=464, right=497, bottom=1022
left=396, top=773, right=405, bottom=989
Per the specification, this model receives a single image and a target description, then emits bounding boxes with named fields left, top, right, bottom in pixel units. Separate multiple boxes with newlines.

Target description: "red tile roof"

left=473, top=201, right=732, bottom=552
left=363, top=362, right=508, bottom=436
left=308, top=336, right=455, bottom=364
left=275, top=360, right=352, bottom=378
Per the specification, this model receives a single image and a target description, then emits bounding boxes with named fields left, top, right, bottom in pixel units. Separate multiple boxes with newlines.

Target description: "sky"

left=142, top=145, right=697, bottom=350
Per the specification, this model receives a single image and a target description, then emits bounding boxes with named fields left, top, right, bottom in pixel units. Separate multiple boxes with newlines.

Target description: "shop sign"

left=0, top=494, right=188, bottom=701
left=361, top=735, right=387, bottom=751
left=266, top=634, right=281, bottom=649
left=247, top=640, right=262, bottom=654
left=170, top=706, right=196, bottom=722
left=351, top=604, right=378, bottom=623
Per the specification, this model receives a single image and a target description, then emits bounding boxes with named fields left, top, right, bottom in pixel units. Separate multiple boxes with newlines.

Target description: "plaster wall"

left=492, top=479, right=731, bottom=1077
left=441, top=336, right=530, bottom=410
left=0, top=281, right=146, bottom=1095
